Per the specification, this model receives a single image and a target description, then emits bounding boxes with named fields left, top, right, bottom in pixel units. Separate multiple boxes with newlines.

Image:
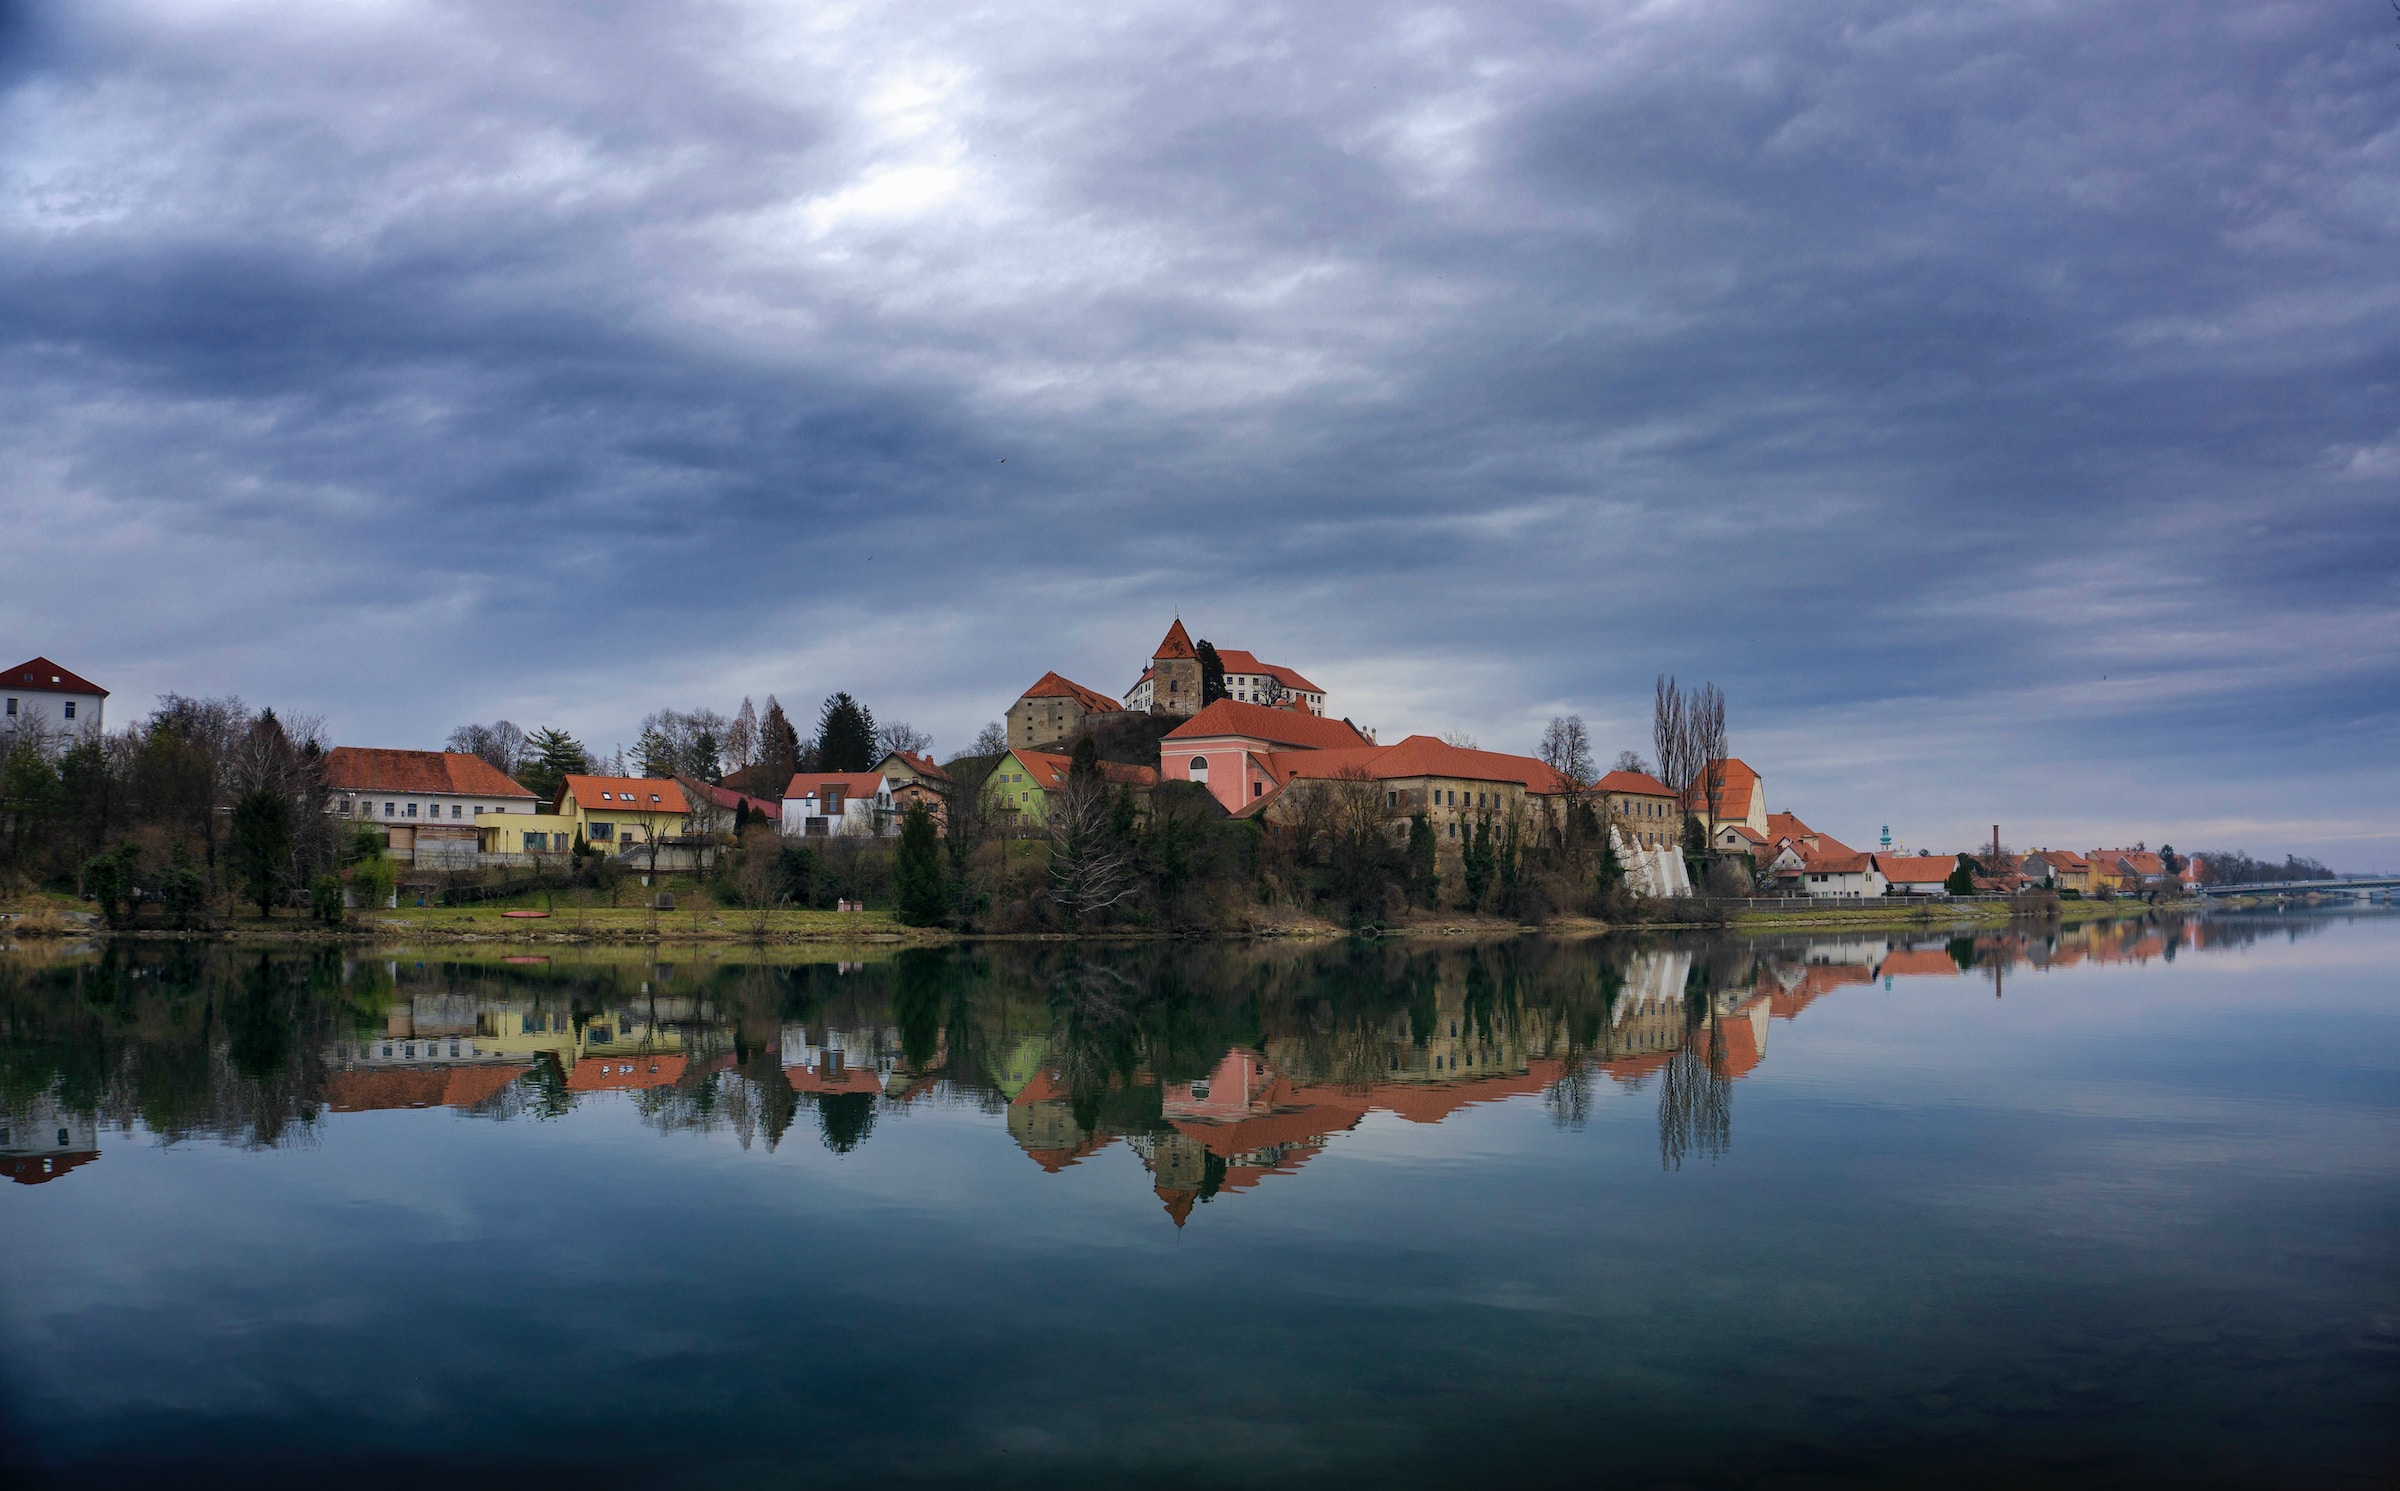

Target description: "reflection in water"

left=0, top=910, right=2302, bottom=1219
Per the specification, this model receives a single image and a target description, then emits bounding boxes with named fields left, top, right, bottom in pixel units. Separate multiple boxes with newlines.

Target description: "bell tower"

left=1149, top=618, right=1203, bottom=716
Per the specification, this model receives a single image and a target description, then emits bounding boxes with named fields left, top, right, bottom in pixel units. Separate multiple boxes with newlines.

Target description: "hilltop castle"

left=1004, top=620, right=1327, bottom=751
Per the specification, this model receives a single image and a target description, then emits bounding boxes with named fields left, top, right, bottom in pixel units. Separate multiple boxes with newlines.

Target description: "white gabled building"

left=2, top=657, right=107, bottom=742
left=781, top=772, right=895, bottom=837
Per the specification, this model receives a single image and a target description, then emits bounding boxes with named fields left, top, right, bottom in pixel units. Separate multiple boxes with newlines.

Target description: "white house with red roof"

left=1122, top=620, right=1328, bottom=717
left=781, top=771, right=895, bottom=837
left=324, top=747, right=542, bottom=865
left=1, top=657, right=107, bottom=742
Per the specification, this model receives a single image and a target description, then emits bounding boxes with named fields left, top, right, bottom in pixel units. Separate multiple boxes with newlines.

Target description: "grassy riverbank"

left=2, top=886, right=2191, bottom=948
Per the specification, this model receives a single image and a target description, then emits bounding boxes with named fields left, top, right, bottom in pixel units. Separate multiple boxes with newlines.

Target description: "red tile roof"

left=1802, top=850, right=1877, bottom=874
left=785, top=772, right=886, bottom=800
left=1212, top=649, right=1324, bottom=695
left=1166, top=699, right=1373, bottom=751
left=1596, top=769, right=1676, bottom=798
left=684, top=778, right=782, bottom=819
left=1261, top=735, right=1573, bottom=793
left=1880, top=855, right=1959, bottom=885
left=326, top=748, right=538, bottom=799
left=881, top=749, right=951, bottom=782
left=2030, top=848, right=2089, bottom=871
left=1010, top=749, right=1160, bottom=789
left=1683, top=758, right=1761, bottom=820
left=1018, top=670, right=1123, bottom=714
left=1153, top=619, right=1198, bottom=660
left=1, top=657, right=106, bottom=697
left=559, top=775, right=689, bottom=814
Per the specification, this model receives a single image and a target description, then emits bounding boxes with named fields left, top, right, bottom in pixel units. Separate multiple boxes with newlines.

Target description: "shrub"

left=309, top=873, right=345, bottom=924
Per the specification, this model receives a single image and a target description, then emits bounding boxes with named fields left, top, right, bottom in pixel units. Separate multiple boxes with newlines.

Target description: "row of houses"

left=7, top=645, right=2206, bottom=896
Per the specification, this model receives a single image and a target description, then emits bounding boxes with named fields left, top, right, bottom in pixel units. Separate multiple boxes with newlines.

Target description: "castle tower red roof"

left=1153, top=619, right=1197, bottom=661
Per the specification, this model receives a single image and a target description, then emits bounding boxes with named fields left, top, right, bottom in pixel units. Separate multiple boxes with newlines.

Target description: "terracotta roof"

left=1, top=657, right=106, bottom=697
left=1596, top=769, right=1676, bottom=798
left=1761, top=813, right=1851, bottom=856
left=1683, top=758, right=1761, bottom=820
left=1010, top=749, right=1159, bottom=789
left=2029, top=848, right=2089, bottom=871
left=1166, top=699, right=1373, bottom=751
left=2, top=1152, right=99, bottom=1185
left=1260, top=735, right=1572, bottom=793
left=1876, top=948, right=1962, bottom=978
left=559, top=775, right=689, bottom=813
left=324, top=1064, right=526, bottom=1111
left=684, top=778, right=782, bottom=819
left=785, top=772, right=886, bottom=800
left=1154, top=619, right=1198, bottom=660
left=568, top=1054, right=688, bottom=1091
left=1880, top=855, right=1960, bottom=885
left=879, top=749, right=951, bottom=782
left=1802, top=850, right=1878, bottom=874
left=1018, top=670, right=1122, bottom=715
left=1212, top=649, right=1324, bottom=695
left=326, top=748, right=538, bottom=799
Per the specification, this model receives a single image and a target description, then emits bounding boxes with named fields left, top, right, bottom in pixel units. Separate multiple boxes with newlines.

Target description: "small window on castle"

left=1188, top=756, right=1209, bottom=774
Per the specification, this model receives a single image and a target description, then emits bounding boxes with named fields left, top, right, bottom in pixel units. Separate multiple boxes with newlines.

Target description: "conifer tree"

left=814, top=693, right=878, bottom=773
left=518, top=727, right=589, bottom=800
left=758, top=697, right=802, bottom=785
left=892, top=801, right=947, bottom=927
left=1407, top=811, right=1440, bottom=907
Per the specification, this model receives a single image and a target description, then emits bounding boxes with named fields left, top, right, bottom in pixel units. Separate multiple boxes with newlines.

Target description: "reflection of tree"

left=815, top=1091, right=876, bottom=1154
left=1658, top=985, right=1731, bottom=1170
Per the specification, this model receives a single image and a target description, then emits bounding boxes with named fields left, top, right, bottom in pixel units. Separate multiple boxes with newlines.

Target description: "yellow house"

left=550, top=775, right=691, bottom=854
left=479, top=811, right=578, bottom=858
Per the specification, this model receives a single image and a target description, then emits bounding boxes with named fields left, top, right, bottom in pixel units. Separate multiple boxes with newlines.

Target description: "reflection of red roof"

left=1167, top=700, right=1373, bottom=751
left=326, top=748, right=537, bottom=799
left=568, top=1054, right=688, bottom=1091
left=1168, top=1100, right=1366, bottom=1157
left=1, top=1152, right=99, bottom=1185
left=1596, top=1051, right=1674, bottom=1084
left=1765, top=961, right=1873, bottom=1017
left=1158, top=1187, right=1199, bottom=1227
left=324, top=1064, right=525, bottom=1111
left=1877, top=948, right=1961, bottom=978
left=783, top=1061, right=885, bottom=1096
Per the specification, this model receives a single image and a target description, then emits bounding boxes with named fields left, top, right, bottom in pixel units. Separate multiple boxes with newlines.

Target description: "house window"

left=3, top=699, right=12, bottom=716
left=473, top=805, right=483, bottom=816
left=451, top=804, right=462, bottom=819
left=1253, top=781, right=1262, bottom=797
left=1188, top=756, right=1209, bottom=775
left=62, top=702, right=75, bottom=719
left=406, top=803, right=418, bottom=818
left=591, top=823, right=614, bottom=841
left=384, top=802, right=395, bottom=816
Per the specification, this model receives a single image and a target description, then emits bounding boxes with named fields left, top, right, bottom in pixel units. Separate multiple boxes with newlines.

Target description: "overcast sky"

left=3, top=0, right=2395, bottom=864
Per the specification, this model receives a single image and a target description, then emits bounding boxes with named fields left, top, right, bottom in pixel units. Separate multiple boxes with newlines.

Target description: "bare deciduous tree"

left=1538, top=715, right=1595, bottom=788
left=969, top=721, right=1009, bottom=757
left=725, top=698, right=759, bottom=774
left=1442, top=729, right=1480, bottom=750
left=1044, top=762, right=1137, bottom=925
left=875, top=720, right=933, bottom=760
left=445, top=721, right=526, bottom=776
left=1612, top=749, right=1651, bottom=775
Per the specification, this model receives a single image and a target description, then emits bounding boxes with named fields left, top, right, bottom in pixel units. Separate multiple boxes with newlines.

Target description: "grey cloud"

left=1, top=0, right=2394, bottom=860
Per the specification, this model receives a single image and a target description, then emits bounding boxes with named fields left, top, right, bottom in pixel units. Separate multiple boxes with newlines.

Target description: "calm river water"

left=2, top=912, right=2395, bottom=1489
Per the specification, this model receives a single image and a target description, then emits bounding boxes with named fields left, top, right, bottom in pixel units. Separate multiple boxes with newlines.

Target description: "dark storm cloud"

left=2, top=0, right=2395, bottom=858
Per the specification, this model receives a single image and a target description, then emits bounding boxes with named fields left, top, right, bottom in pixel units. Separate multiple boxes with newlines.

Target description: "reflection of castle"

left=1, top=1094, right=100, bottom=1185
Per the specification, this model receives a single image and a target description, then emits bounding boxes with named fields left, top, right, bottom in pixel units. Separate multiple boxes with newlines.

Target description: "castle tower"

left=1149, top=618, right=1204, bottom=716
